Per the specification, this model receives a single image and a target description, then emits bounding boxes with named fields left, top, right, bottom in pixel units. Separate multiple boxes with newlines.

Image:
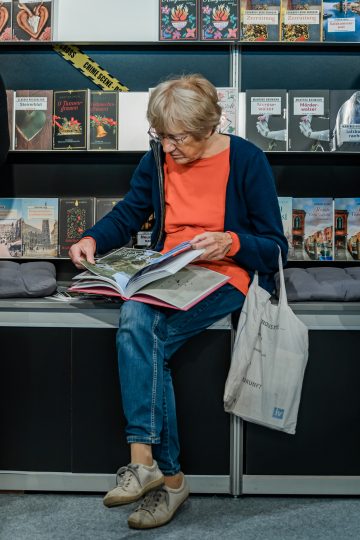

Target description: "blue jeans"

left=116, top=283, right=245, bottom=476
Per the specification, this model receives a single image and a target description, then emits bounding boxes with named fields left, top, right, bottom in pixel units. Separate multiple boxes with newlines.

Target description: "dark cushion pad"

left=0, top=261, right=57, bottom=298
left=275, top=267, right=360, bottom=301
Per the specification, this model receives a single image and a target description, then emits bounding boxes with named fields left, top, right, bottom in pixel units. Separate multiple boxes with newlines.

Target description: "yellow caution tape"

left=53, top=44, right=129, bottom=92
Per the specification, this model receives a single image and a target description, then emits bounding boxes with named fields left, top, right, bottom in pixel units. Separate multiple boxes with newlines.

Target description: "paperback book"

left=292, top=197, right=334, bottom=261
left=288, top=90, right=330, bottom=152
left=323, top=0, right=360, bottom=42
left=0, top=0, right=12, bottom=41
left=53, top=90, right=88, bottom=150
left=0, top=198, right=22, bottom=257
left=59, top=198, right=95, bottom=257
left=217, top=87, right=238, bottom=135
left=136, top=213, right=156, bottom=248
left=22, top=198, right=58, bottom=257
left=89, top=91, right=118, bottom=151
left=330, top=90, right=360, bottom=152
left=14, top=90, right=53, bottom=150
left=95, top=198, right=122, bottom=222
left=245, top=89, right=287, bottom=151
left=278, top=196, right=293, bottom=257
left=201, top=0, right=239, bottom=40
left=6, top=90, right=13, bottom=149
left=240, top=0, right=281, bottom=42
left=69, top=241, right=229, bottom=310
left=334, top=198, right=360, bottom=261
left=159, top=0, right=198, bottom=40
left=280, top=0, right=322, bottom=42
left=12, top=1, right=52, bottom=41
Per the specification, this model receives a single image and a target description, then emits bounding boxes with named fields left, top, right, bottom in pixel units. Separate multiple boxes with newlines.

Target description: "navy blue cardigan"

left=84, top=135, right=288, bottom=293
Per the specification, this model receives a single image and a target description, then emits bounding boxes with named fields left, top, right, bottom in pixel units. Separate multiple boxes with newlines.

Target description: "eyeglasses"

left=147, top=127, right=190, bottom=146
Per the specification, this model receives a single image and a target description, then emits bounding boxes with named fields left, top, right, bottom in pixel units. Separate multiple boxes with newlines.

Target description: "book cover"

left=159, top=0, right=198, bottom=40
left=292, top=197, right=334, bottom=261
left=335, top=198, right=360, bottom=261
left=21, top=198, right=58, bottom=257
left=0, top=0, right=12, bottom=41
left=240, top=0, right=281, bottom=42
left=245, top=89, right=287, bottom=151
left=323, top=0, right=360, bottom=42
left=330, top=90, right=360, bottom=152
left=136, top=213, right=156, bottom=248
left=118, top=92, right=150, bottom=151
left=95, top=198, right=122, bottom=222
left=69, top=242, right=229, bottom=310
left=59, top=198, right=95, bottom=257
left=6, top=89, right=14, bottom=150
left=278, top=196, right=293, bottom=257
left=280, top=0, right=322, bottom=42
left=53, top=90, right=88, bottom=150
left=217, top=87, right=238, bottom=135
left=14, top=90, right=53, bottom=151
left=89, top=91, right=118, bottom=151
left=12, top=1, right=52, bottom=41
left=201, top=0, right=239, bottom=40
left=288, top=90, right=330, bottom=152
left=0, top=198, right=22, bottom=257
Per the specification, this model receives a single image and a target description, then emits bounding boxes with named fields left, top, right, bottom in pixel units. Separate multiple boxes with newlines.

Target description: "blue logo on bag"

left=272, top=407, right=284, bottom=420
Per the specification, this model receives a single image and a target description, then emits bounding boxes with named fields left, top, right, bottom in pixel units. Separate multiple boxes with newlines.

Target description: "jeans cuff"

left=127, top=435, right=161, bottom=445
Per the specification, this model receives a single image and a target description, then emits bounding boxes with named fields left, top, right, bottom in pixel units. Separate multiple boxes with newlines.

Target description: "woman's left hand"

left=190, top=231, right=232, bottom=261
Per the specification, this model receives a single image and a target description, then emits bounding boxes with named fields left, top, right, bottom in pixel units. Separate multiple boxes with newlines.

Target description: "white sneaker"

left=127, top=473, right=190, bottom=529
left=103, top=461, right=164, bottom=507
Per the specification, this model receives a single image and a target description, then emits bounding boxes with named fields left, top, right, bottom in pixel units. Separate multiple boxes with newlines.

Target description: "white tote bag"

left=224, top=250, right=309, bottom=434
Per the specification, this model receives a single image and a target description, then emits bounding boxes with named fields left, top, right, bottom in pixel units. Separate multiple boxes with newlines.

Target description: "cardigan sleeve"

left=231, top=149, right=288, bottom=274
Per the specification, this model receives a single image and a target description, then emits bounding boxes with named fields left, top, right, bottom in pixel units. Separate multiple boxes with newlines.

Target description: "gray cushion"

left=275, top=267, right=360, bottom=301
left=0, top=261, right=57, bottom=298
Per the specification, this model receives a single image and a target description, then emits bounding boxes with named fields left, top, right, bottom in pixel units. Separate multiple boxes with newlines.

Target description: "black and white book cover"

left=0, top=198, right=22, bottom=258
left=288, top=90, right=330, bottom=152
left=245, top=89, right=287, bottom=151
left=330, top=90, right=360, bottom=153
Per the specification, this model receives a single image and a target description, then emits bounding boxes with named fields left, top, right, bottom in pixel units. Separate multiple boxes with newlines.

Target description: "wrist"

left=225, top=231, right=240, bottom=257
left=82, top=236, right=97, bottom=249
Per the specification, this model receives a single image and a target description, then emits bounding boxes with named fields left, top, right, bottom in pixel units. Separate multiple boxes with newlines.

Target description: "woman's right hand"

left=69, top=237, right=97, bottom=269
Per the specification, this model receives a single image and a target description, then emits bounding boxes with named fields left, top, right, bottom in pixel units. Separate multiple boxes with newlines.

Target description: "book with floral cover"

left=159, top=0, right=198, bottom=40
left=89, top=91, right=118, bottom=151
left=59, top=198, right=95, bottom=257
left=53, top=90, right=88, bottom=150
left=69, top=241, right=229, bottom=310
left=12, top=1, right=52, bottom=41
left=217, top=87, right=238, bottom=135
left=201, top=0, right=239, bottom=40
left=240, top=0, right=281, bottom=42
left=280, top=0, right=322, bottom=42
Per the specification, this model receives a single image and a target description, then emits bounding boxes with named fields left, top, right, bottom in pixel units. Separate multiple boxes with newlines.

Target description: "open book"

left=68, top=241, right=229, bottom=310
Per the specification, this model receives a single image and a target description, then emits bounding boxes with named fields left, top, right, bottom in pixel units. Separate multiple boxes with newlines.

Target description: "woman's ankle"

left=130, top=443, right=153, bottom=466
left=164, top=471, right=183, bottom=489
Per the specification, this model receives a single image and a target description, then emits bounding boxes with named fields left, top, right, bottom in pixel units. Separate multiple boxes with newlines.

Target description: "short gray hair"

left=147, top=74, right=222, bottom=139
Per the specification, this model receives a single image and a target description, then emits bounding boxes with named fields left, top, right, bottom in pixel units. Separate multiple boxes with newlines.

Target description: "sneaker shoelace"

left=136, top=488, right=169, bottom=514
left=115, top=464, right=141, bottom=489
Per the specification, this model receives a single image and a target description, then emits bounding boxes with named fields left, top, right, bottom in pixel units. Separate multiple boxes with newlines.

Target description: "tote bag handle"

left=277, top=246, right=288, bottom=307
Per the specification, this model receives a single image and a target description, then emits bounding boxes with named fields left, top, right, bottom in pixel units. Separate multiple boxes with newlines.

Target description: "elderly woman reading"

left=69, top=74, right=287, bottom=530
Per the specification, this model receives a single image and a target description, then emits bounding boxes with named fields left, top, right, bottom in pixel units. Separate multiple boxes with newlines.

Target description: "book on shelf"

left=334, top=198, right=360, bottom=261
left=5, top=89, right=13, bottom=149
left=0, top=0, right=12, bottom=41
left=280, top=0, right=323, bottom=42
left=245, top=89, right=287, bottom=151
left=135, top=213, right=156, bottom=248
left=323, top=0, right=360, bottom=42
left=12, top=0, right=53, bottom=41
left=53, top=90, right=88, bottom=150
left=278, top=196, right=293, bottom=258
left=216, top=87, right=238, bottom=135
left=95, top=197, right=122, bottom=222
left=21, top=198, right=58, bottom=257
left=330, top=90, right=360, bottom=152
left=59, top=198, right=95, bottom=257
left=0, top=198, right=22, bottom=258
left=159, top=0, right=198, bottom=40
left=88, top=91, right=118, bottom=151
left=69, top=241, right=229, bottom=310
left=288, top=90, right=330, bottom=152
left=200, top=0, right=239, bottom=40
left=240, top=0, right=281, bottom=42
left=118, top=92, right=150, bottom=151
left=292, top=197, right=334, bottom=261
left=14, top=90, right=53, bottom=151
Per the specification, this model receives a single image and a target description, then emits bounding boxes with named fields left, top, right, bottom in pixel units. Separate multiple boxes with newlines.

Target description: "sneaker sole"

left=104, top=476, right=165, bottom=508
left=127, top=491, right=189, bottom=529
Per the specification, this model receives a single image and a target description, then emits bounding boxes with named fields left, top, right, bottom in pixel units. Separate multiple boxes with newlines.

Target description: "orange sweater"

left=163, top=148, right=250, bottom=296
